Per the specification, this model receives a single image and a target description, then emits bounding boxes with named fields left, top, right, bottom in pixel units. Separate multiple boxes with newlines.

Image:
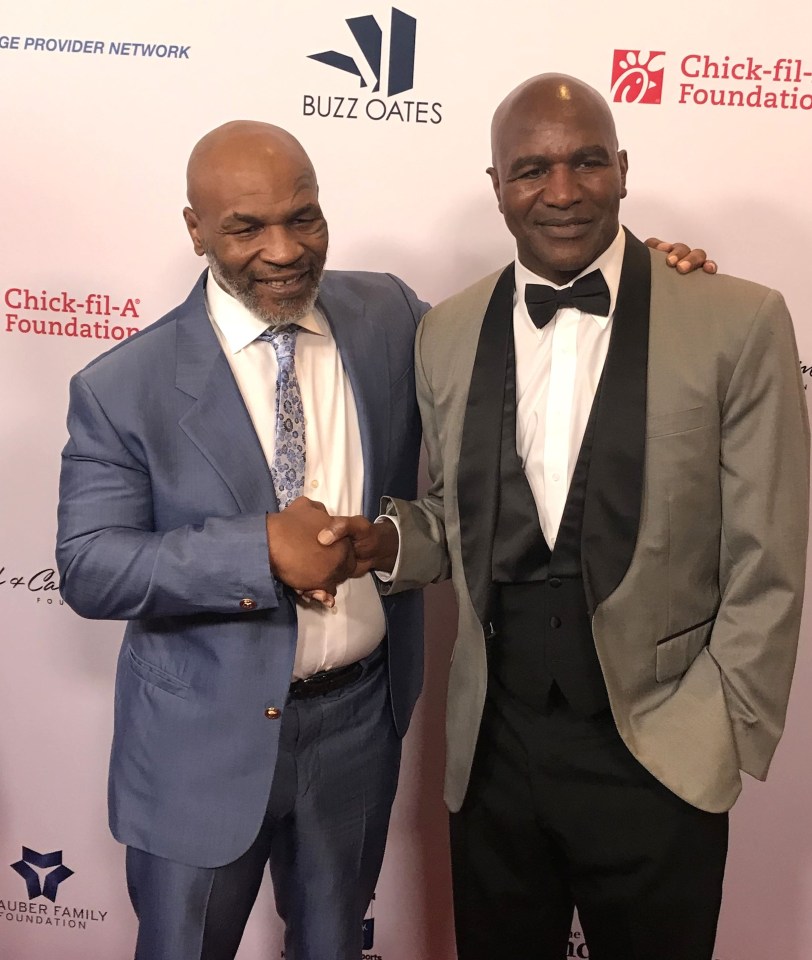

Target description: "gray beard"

left=206, top=254, right=320, bottom=327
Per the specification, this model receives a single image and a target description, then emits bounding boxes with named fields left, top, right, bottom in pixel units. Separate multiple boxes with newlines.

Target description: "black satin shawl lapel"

left=581, top=229, right=651, bottom=611
left=457, top=264, right=514, bottom=624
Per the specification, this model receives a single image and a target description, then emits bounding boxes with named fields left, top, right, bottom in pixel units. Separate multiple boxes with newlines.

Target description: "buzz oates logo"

left=612, top=47, right=812, bottom=112
left=303, top=7, right=442, bottom=124
left=3, top=846, right=108, bottom=931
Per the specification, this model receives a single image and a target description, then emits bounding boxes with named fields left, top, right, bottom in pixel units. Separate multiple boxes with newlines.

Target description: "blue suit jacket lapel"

left=175, top=274, right=278, bottom=514
left=318, top=277, right=390, bottom=520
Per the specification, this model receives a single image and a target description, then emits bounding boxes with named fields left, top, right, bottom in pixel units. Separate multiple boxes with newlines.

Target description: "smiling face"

left=183, top=122, right=328, bottom=326
left=488, top=75, right=628, bottom=285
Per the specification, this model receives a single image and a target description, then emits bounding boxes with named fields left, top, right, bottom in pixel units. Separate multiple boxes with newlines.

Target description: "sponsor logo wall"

left=1, top=1, right=810, bottom=957
left=1, top=846, right=113, bottom=946
left=3, top=287, right=142, bottom=342
left=612, top=46, right=812, bottom=110
left=303, top=7, right=443, bottom=123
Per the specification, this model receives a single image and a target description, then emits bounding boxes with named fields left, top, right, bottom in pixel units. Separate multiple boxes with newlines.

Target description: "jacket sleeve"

left=710, top=288, right=810, bottom=778
left=380, top=312, right=452, bottom=592
left=56, top=372, right=280, bottom=621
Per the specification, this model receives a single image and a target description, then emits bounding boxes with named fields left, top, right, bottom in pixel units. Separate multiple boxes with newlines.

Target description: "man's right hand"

left=265, top=497, right=357, bottom=601
left=317, top=515, right=399, bottom=577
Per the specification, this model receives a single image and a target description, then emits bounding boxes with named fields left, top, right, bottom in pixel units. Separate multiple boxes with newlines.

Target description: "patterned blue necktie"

left=258, top=325, right=306, bottom=510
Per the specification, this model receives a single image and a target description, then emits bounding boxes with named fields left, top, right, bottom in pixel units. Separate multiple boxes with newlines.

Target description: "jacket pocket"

left=126, top=646, right=190, bottom=699
left=655, top=615, right=715, bottom=682
left=647, top=405, right=709, bottom=438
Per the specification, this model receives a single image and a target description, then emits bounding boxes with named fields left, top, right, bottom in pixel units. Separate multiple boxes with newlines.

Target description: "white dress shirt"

left=513, top=229, right=625, bottom=546
left=381, top=229, right=626, bottom=579
left=206, top=272, right=386, bottom=679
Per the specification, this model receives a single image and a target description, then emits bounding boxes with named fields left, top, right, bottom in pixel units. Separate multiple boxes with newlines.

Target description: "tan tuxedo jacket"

left=384, top=231, right=809, bottom=814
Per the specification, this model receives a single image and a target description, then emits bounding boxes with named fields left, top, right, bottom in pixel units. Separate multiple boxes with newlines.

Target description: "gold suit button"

left=264, top=707, right=281, bottom=720
left=239, top=598, right=257, bottom=610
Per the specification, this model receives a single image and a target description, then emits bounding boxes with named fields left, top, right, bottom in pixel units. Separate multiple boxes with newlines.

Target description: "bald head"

left=186, top=120, right=317, bottom=213
left=183, top=120, right=328, bottom=326
left=491, top=74, right=618, bottom=168
left=486, top=73, right=628, bottom=284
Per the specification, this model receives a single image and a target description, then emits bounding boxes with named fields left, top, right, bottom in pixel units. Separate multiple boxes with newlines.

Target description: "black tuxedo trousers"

left=450, top=671, right=729, bottom=960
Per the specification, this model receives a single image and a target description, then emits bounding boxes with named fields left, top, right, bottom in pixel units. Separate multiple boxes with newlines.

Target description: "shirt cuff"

left=373, top=515, right=401, bottom=582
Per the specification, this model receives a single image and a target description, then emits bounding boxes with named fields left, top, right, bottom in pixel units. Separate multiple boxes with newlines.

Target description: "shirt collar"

left=205, top=269, right=326, bottom=354
left=514, top=226, right=625, bottom=329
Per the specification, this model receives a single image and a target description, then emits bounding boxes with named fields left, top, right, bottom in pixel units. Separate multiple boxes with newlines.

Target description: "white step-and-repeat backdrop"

left=1, top=1, right=811, bottom=957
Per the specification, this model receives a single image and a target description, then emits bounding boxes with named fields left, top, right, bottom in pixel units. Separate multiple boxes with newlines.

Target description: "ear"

left=182, top=207, right=206, bottom=257
left=486, top=166, right=504, bottom=214
left=618, top=150, right=628, bottom=200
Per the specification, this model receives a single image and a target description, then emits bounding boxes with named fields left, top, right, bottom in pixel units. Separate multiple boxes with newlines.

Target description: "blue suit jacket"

left=56, top=270, right=427, bottom=867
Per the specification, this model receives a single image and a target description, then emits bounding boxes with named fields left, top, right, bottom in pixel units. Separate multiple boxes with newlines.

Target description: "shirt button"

left=310, top=479, right=319, bottom=489
left=264, top=707, right=281, bottom=720
left=239, top=598, right=257, bottom=610
left=548, top=578, right=562, bottom=589
left=550, top=616, right=562, bottom=628
left=552, top=472, right=561, bottom=482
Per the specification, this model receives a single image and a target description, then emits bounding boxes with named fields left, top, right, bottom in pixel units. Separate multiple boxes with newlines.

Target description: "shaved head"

left=491, top=74, right=619, bottom=167
left=183, top=121, right=328, bottom=326
left=186, top=121, right=316, bottom=213
left=486, top=73, right=627, bottom=283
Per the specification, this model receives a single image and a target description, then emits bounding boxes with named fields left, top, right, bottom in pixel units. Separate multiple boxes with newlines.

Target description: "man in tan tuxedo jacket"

left=321, top=74, right=809, bottom=959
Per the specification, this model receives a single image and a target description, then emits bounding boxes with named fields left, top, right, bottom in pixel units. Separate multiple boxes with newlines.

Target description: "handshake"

left=265, top=496, right=400, bottom=604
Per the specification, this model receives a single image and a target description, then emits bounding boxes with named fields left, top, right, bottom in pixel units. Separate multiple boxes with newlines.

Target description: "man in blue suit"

left=56, top=121, right=427, bottom=960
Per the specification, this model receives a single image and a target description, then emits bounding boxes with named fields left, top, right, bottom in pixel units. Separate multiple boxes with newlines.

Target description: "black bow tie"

left=524, top=269, right=611, bottom=329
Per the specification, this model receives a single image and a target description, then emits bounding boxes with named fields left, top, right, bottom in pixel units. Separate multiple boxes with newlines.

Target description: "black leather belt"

left=288, top=661, right=364, bottom=700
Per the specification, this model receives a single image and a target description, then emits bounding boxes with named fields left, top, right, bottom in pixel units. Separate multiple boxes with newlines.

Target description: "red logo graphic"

left=611, top=50, right=665, bottom=104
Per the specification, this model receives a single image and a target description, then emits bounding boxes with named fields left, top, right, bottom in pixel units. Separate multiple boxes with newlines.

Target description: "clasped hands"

left=262, top=247, right=716, bottom=602
left=265, top=497, right=398, bottom=606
